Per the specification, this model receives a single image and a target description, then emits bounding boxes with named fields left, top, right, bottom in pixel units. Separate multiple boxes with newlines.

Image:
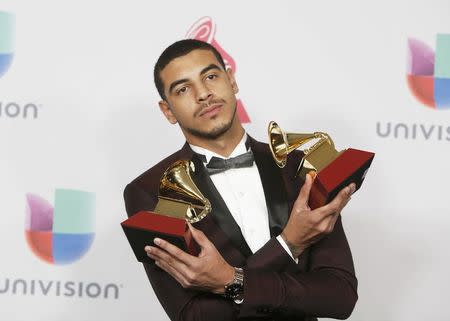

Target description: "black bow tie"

left=204, top=150, right=254, bottom=175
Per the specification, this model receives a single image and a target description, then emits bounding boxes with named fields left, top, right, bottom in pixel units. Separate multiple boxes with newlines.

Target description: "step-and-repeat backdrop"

left=1, top=1, right=449, bottom=320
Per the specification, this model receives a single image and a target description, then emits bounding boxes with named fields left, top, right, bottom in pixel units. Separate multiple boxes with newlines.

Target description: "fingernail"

left=308, top=171, right=317, bottom=180
left=144, top=246, right=151, bottom=252
left=346, top=186, right=352, bottom=195
left=154, top=238, right=161, bottom=245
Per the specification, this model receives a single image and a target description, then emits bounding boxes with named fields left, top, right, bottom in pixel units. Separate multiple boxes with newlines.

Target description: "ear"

left=226, top=68, right=239, bottom=94
left=158, top=100, right=178, bottom=124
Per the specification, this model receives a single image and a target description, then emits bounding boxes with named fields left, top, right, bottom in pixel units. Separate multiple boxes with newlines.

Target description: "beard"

left=180, top=102, right=237, bottom=140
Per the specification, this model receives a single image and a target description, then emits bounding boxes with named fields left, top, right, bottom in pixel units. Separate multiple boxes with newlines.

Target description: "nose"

left=196, top=83, right=212, bottom=103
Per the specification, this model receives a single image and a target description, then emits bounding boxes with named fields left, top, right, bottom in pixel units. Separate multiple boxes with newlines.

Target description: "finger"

left=349, top=183, right=356, bottom=195
left=334, top=183, right=355, bottom=214
left=336, top=195, right=351, bottom=214
left=318, top=213, right=339, bottom=235
left=153, top=238, right=195, bottom=266
left=329, top=212, right=340, bottom=231
left=318, top=185, right=352, bottom=218
left=294, top=172, right=314, bottom=208
left=146, top=245, right=191, bottom=277
left=145, top=245, right=179, bottom=263
left=146, top=249, right=156, bottom=260
left=154, top=259, right=190, bottom=288
left=149, top=245, right=200, bottom=289
left=188, top=223, right=211, bottom=249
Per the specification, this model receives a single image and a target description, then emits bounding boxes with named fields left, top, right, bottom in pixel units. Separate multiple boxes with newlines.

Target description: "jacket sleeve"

left=239, top=216, right=358, bottom=320
left=124, top=182, right=239, bottom=321
left=124, top=182, right=357, bottom=321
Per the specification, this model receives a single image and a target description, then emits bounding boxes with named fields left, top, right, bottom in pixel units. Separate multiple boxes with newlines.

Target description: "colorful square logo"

left=407, top=34, right=450, bottom=109
left=25, top=189, right=96, bottom=265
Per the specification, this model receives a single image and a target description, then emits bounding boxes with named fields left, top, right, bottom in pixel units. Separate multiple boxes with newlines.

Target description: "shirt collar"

left=189, top=133, right=249, bottom=164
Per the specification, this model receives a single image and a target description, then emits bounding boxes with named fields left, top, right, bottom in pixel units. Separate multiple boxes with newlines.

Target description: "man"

left=123, top=39, right=358, bottom=321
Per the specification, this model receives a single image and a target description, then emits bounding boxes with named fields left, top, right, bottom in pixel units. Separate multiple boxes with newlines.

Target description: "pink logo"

left=186, top=17, right=251, bottom=123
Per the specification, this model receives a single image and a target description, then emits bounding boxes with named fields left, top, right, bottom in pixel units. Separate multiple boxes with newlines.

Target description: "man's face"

left=158, top=49, right=239, bottom=140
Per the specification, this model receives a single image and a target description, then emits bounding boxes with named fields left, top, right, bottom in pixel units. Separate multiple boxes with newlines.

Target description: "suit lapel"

left=194, top=160, right=253, bottom=258
left=179, top=143, right=253, bottom=258
left=177, top=137, right=290, bottom=257
left=249, top=136, right=290, bottom=238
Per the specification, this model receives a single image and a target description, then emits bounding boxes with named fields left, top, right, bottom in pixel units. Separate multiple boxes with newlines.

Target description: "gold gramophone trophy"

left=268, top=121, right=375, bottom=209
left=121, top=160, right=211, bottom=262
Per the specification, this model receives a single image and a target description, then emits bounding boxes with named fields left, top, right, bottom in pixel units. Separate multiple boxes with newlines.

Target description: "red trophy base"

left=309, top=148, right=375, bottom=209
left=121, top=211, right=200, bottom=264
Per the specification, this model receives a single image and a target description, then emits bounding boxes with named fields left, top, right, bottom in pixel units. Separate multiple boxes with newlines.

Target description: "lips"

left=199, top=103, right=223, bottom=117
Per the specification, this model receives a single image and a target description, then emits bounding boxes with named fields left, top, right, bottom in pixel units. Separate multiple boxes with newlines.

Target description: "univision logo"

left=0, top=11, right=14, bottom=79
left=25, top=189, right=96, bottom=265
left=0, top=277, right=120, bottom=299
left=407, top=34, right=450, bottom=109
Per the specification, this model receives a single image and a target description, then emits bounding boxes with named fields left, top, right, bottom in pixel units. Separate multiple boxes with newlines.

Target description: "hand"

left=145, top=223, right=235, bottom=294
left=281, top=173, right=356, bottom=258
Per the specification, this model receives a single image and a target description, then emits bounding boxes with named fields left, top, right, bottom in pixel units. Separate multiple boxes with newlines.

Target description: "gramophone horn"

left=157, top=160, right=211, bottom=223
left=268, top=121, right=341, bottom=179
left=269, top=121, right=320, bottom=168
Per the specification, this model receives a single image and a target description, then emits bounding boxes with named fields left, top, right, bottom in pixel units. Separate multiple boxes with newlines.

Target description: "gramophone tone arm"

left=302, top=132, right=335, bottom=156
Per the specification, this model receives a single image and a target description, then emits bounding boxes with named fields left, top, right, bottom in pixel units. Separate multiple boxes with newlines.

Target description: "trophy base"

left=121, top=211, right=200, bottom=264
left=309, top=148, right=375, bottom=209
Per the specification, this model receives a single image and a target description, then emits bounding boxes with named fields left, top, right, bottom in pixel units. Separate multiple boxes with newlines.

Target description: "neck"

left=184, top=119, right=245, bottom=158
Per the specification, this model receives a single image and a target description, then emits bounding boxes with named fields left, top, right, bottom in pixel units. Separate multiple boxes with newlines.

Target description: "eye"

left=206, top=74, right=218, bottom=80
left=176, top=86, right=188, bottom=95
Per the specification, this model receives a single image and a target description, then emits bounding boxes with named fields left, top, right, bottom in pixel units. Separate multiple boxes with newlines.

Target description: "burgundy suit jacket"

left=123, top=136, right=358, bottom=321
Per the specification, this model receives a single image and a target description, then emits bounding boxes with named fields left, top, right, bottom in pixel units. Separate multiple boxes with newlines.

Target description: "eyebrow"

left=168, top=64, right=223, bottom=94
left=168, top=78, right=189, bottom=94
left=200, top=63, right=222, bottom=75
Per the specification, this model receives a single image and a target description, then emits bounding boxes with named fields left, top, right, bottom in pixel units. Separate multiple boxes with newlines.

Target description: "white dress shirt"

left=190, top=133, right=297, bottom=263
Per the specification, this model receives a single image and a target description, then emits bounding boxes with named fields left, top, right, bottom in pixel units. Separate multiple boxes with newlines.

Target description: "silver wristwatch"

left=224, top=267, right=244, bottom=303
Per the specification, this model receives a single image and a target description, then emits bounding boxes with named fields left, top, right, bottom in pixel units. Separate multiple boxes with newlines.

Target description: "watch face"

left=225, top=283, right=243, bottom=299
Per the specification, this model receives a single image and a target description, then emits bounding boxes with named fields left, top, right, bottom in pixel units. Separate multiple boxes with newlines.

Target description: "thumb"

left=188, top=222, right=210, bottom=248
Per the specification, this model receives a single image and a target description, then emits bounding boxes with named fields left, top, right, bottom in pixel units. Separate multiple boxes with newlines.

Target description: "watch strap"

left=224, top=267, right=244, bottom=302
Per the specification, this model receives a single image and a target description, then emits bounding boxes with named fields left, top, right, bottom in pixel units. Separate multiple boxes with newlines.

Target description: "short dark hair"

left=154, top=39, right=227, bottom=100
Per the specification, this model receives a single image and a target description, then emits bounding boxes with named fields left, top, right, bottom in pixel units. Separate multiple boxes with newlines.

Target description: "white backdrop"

left=1, top=1, right=449, bottom=320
